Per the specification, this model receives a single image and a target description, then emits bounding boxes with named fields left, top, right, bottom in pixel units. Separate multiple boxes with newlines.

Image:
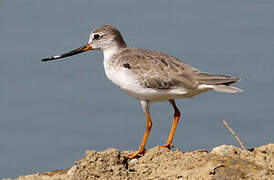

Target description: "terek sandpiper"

left=41, top=25, right=242, bottom=158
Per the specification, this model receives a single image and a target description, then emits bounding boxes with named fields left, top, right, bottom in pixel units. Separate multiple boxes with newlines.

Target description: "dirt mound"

left=6, top=144, right=274, bottom=180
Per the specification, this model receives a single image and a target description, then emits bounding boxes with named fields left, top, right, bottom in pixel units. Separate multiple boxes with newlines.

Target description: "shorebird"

left=41, top=25, right=242, bottom=158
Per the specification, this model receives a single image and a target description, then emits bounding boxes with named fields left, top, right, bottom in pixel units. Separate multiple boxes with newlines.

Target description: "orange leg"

left=129, top=101, right=152, bottom=159
left=160, top=99, right=181, bottom=149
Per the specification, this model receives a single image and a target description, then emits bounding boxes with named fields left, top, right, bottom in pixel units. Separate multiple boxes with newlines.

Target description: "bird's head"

left=88, top=25, right=126, bottom=51
left=41, top=25, right=126, bottom=62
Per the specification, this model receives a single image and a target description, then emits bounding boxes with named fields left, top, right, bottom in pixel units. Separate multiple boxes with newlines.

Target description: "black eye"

left=93, top=34, right=100, bottom=40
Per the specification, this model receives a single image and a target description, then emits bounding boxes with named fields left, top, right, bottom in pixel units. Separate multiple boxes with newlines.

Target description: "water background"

left=0, top=0, right=273, bottom=178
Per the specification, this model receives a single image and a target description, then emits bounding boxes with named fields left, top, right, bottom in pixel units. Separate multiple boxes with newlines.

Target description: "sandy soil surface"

left=4, top=144, right=274, bottom=180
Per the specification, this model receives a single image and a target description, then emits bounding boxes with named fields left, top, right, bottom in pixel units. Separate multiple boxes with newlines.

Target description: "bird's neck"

left=102, top=45, right=126, bottom=63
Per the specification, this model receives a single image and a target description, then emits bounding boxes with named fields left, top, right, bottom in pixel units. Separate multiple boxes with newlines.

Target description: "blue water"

left=0, top=0, right=273, bottom=178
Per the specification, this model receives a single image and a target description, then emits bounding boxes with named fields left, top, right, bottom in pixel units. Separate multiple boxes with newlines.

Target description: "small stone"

left=67, top=165, right=77, bottom=175
left=211, top=145, right=240, bottom=155
left=128, top=158, right=139, bottom=166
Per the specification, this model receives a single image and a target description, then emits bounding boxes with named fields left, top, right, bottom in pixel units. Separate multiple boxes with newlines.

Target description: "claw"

left=159, top=143, right=174, bottom=149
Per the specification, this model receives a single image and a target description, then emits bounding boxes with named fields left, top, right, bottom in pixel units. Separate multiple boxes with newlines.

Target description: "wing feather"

left=117, top=49, right=199, bottom=90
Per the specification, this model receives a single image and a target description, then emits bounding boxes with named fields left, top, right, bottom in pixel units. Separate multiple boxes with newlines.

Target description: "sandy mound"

left=6, top=144, right=274, bottom=180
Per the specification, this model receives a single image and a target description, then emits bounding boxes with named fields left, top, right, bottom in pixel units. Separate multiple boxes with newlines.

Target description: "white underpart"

left=198, top=84, right=215, bottom=90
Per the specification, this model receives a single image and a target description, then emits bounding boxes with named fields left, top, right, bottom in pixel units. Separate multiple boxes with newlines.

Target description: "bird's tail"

left=211, top=84, right=242, bottom=93
left=195, top=72, right=243, bottom=93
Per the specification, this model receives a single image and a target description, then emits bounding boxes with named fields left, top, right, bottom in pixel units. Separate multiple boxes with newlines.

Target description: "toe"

left=128, top=148, right=145, bottom=159
left=159, top=143, right=173, bottom=149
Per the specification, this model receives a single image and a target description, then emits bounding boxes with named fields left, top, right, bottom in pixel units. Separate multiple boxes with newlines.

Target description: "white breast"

left=102, top=47, right=146, bottom=99
left=104, top=61, right=145, bottom=95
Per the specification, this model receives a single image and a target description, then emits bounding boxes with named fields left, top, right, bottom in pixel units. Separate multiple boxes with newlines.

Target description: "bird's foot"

left=159, top=143, right=174, bottom=150
left=128, top=146, right=145, bottom=159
